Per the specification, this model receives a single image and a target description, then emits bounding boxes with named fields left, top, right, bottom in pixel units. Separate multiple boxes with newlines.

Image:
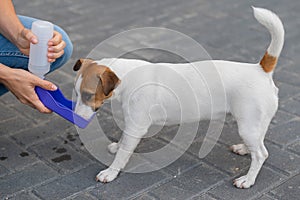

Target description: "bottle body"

left=28, top=20, right=53, bottom=79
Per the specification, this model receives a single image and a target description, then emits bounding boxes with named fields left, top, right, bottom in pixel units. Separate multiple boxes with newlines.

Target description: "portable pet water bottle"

left=28, top=20, right=54, bottom=79
left=28, top=20, right=95, bottom=128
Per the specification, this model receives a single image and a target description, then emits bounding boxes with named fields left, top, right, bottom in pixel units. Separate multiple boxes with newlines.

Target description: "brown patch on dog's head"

left=74, top=58, right=120, bottom=111
left=260, top=52, right=278, bottom=73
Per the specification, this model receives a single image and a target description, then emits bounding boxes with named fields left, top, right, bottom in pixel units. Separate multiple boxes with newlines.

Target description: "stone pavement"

left=1, top=0, right=300, bottom=199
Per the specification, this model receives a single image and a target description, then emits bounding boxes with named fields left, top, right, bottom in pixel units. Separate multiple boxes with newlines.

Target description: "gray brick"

left=267, top=120, right=300, bottom=146
left=270, top=174, right=300, bottom=200
left=208, top=167, right=284, bottom=200
left=12, top=103, right=56, bottom=123
left=148, top=163, right=225, bottom=199
left=161, top=152, right=202, bottom=177
left=189, top=142, right=250, bottom=176
left=89, top=170, right=170, bottom=200
left=280, top=99, right=300, bottom=117
left=0, top=164, right=9, bottom=177
left=191, top=193, right=217, bottom=200
left=265, top=142, right=300, bottom=174
left=0, top=136, right=38, bottom=171
left=0, top=103, right=17, bottom=121
left=270, top=110, right=297, bottom=128
left=29, top=138, right=93, bottom=174
left=5, top=191, right=41, bottom=200
left=131, top=194, right=157, bottom=200
left=256, top=194, right=277, bottom=200
left=0, top=93, right=19, bottom=106
left=277, top=82, right=300, bottom=101
left=0, top=162, right=58, bottom=197
left=64, top=192, right=98, bottom=200
left=0, top=116, right=33, bottom=136
left=12, top=116, right=73, bottom=147
left=288, top=140, right=300, bottom=155
left=34, top=164, right=105, bottom=200
left=274, top=70, right=300, bottom=87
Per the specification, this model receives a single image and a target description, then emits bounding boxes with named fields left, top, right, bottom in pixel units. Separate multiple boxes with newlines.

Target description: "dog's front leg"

left=96, top=131, right=143, bottom=183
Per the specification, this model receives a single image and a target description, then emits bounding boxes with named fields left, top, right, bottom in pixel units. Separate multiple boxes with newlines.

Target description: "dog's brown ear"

left=73, top=59, right=84, bottom=71
left=99, top=68, right=120, bottom=96
left=73, top=58, right=94, bottom=71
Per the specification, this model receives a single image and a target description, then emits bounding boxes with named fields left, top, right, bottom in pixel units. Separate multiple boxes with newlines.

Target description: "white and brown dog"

left=73, top=7, right=284, bottom=188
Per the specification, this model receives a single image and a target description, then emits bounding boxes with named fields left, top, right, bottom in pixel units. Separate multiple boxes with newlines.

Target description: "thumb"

left=35, top=78, right=57, bottom=91
left=22, top=28, right=38, bottom=44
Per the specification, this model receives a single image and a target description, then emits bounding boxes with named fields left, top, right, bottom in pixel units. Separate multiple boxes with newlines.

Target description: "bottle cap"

left=31, top=20, right=54, bottom=40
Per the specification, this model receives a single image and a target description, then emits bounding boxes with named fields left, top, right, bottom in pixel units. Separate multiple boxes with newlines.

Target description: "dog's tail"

left=253, top=6, right=284, bottom=73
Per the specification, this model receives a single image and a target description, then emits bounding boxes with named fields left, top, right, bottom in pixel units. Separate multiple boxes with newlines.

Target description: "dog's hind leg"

left=230, top=143, right=250, bottom=155
left=232, top=114, right=272, bottom=189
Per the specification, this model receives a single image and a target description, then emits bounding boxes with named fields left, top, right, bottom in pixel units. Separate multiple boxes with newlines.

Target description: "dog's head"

left=73, top=58, right=120, bottom=119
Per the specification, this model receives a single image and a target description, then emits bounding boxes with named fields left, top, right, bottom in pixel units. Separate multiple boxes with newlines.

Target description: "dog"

left=73, top=7, right=284, bottom=189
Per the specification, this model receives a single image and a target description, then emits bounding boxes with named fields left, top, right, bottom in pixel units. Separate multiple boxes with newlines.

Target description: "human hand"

left=1, top=67, right=57, bottom=113
left=16, top=28, right=66, bottom=62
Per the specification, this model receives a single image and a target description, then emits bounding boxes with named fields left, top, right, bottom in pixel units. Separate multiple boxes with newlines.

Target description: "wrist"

left=0, top=64, right=14, bottom=84
left=13, top=25, right=25, bottom=47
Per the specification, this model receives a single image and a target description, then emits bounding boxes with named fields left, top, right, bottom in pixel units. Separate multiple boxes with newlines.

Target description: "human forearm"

left=0, top=0, right=24, bottom=45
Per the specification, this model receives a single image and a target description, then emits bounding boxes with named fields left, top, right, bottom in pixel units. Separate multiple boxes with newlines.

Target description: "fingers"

left=21, top=28, right=38, bottom=44
left=47, top=31, right=66, bottom=62
left=18, top=91, right=52, bottom=113
left=34, top=78, right=57, bottom=91
left=48, top=31, right=62, bottom=46
left=32, top=99, right=52, bottom=113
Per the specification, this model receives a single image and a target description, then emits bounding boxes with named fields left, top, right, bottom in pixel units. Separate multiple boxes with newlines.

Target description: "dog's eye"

left=82, top=91, right=94, bottom=102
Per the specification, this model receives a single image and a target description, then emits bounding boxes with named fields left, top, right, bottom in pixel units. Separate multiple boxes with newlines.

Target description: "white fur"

left=253, top=7, right=284, bottom=57
left=74, top=75, right=95, bottom=119
left=75, top=7, right=284, bottom=188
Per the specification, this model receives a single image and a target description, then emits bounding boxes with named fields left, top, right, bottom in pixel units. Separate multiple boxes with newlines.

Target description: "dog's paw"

left=107, top=142, right=119, bottom=154
left=233, top=175, right=255, bottom=189
left=230, top=144, right=250, bottom=156
left=96, top=168, right=120, bottom=183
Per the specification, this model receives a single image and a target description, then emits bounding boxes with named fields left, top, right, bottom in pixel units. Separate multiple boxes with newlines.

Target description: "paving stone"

left=0, top=116, right=33, bottom=136
left=12, top=103, right=56, bottom=123
left=148, top=163, right=225, bottom=200
left=208, top=166, right=284, bottom=200
left=265, top=142, right=300, bottom=174
left=270, top=174, right=300, bottom=200
left=267, top=120, right=300, bottom=146
left=0, top=164, right=9, bottom=177
left=270, top=110, right=297, bottom=128
left=29, top=138, right=93, bottom=174
left=277, top=82, right=300, bottom=102
left=287, top=140, right=300, bottom=155
left=12, top=116, right=73, bottom=147
left=189, top=142, right=250, bottom=176
left=34, top=164, right=105, bottom=200
left=5, top=191, right=41, bottom=200
left=280, top=98, right=300, bottom=117
left=131, top=194, right=158, bottom=200
left=0, top=136, right=38, bottom=171
left=0, top=92, right=19, bottom=106
left=89, top=170, right=170, bottom=199
left=274, top=70, right=300, bottom=87
left=0, top=103, right=17, bottom=121
left=191, top=193, right=217, bottom=200
left=161, top=152, right=202, bottom=177
left=0, top=162, right=58, bottom=198
left=256, top=194, right=277, bottom=200
left=64, top=192, right=99, bottom=200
